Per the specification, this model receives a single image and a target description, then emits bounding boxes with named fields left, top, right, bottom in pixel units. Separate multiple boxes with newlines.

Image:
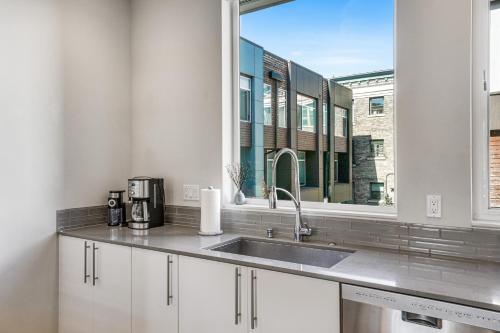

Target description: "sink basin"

left=208, top=237, right=354, bottom=268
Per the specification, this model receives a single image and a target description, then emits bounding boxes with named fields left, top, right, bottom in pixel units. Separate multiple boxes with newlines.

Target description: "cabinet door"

left=132, top=248, right=178, bottom=333
left=179, top=256, right=248, bottom=333
left=59, top=236, right=93, bottom=333
left=250, top=269, right=340, bottom=333
left=92, top=241, right=131, bottom=333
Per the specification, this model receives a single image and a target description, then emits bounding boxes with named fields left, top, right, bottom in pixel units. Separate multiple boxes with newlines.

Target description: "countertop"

left=59, top=224, right=500, bottom=313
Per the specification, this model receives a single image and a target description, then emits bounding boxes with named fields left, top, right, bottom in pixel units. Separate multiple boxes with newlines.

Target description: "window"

left=335, top=106, right=348, bottom=137
left=240, top=76, right=251, bottom=122
left=297, top=94, right=316, bottom=132
left=239, top=0, right=395, bottom=210
left=298, top=151, right=306, bottom=186
left=370, top=182, right=384, bottom=201
left=370, top=139, right=385, bottom=157
left=369, top=97, right=384, bottom=115
left=278, top=88, right=287, bottom=128
left=263, top=83, right=272, bottom=125
left=323, top=103, right=328, bottom=135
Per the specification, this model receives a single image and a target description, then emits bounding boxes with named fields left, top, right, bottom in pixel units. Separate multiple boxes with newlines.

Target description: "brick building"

left=335, top=70, right=395, bottom=206
left=240, top=38, right=353, bottom=203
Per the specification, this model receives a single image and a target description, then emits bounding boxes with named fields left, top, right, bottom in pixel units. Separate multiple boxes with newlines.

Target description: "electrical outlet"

left=183, top=185, right=200, bottom=201
left=426, top=194, right=442, bottom=218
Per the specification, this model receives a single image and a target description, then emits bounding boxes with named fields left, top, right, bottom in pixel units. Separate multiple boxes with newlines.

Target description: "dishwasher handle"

left=402, top=311, right=442, bottom=329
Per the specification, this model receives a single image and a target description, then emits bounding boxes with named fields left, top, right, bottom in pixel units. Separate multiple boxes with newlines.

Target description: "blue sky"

left=240, top=0, right=394, bottom=78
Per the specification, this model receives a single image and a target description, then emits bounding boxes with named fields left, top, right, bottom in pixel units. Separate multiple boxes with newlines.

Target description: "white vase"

left=234, top=190, right=246, bottom=205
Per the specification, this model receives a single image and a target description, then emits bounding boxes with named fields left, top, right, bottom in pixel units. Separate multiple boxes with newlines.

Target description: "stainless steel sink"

left=209, top=237, right=354, bottom=268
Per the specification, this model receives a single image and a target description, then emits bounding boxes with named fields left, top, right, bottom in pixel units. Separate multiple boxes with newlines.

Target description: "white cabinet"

left=132, top=248, right=178, bottom=333
left=179, top=256, right=249, bottom=333
left=59, top=236, right=131, bottom=333
left=250, top=268, right=340, bottom=333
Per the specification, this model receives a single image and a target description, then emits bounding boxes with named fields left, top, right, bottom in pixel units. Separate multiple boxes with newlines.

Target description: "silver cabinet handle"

left=402, top=312, right=442, bottom=329
left=92, top=243, right=99, bottom=286
left=167, top=255, right=173, bottom=306
left=83, top=241, right=90, bottom=284
left=234, top=267, right=241, bottom=324
left=250, top=270, right=257, bottom=329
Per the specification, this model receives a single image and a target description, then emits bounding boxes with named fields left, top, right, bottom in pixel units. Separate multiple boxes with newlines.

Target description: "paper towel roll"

left=199, top=187, right=223, bottom=236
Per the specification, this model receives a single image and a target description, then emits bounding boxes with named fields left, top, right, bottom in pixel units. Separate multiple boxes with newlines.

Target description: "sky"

left=240, top=0, right=394, bottom=78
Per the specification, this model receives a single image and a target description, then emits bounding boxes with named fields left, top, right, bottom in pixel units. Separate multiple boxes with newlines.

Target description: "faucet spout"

left=268, top=148, right=312, bottom=242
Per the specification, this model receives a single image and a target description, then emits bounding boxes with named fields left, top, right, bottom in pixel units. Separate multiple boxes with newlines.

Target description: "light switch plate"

left=426, top=194, right=442, bottom=218
left=183, top=185, right=200, bottom=201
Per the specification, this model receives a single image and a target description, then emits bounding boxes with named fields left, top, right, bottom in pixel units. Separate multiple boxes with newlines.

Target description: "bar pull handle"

left=92, top=243, right=99, bottom=286
left=83, top=241, right=90, bottom=284
left=483, top=70, right=488, bottom=92
left=234, top=267, right=241, bottom=324
left=402, top=311, right=442, bottom=329
left=250, top=270, right=257, bottom=329
left=167, top=255, right=173, bottom=306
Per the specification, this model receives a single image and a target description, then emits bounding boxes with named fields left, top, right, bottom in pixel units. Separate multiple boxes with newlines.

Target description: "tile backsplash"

left=58, top=205, right=500, bottom=262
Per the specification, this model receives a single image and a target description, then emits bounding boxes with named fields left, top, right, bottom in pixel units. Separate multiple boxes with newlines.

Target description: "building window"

left=334, top=153, right=339, bottom=182
left=370, top=139, right=385, bottom=157
left=323, top=103, right=328, bottom=135
left=369, top=97, right=384, bottom=115
left=263, top=83, right=272, bottom=125
left=298, top=151, right=306, bottom=186
left=278, top=88, right=287, bottom=128
left=335, top=106, right=348, bottom=137
left=297, top=94, right=316, bottom=132
left=370, top=182, right=384, bottom=201
left=240, top=76, right=251, bottom=122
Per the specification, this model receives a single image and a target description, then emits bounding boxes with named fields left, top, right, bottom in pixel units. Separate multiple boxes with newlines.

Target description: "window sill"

left=368, top=114, right=385, bottom=118
left=223, top=200, right=397, bottom=222
left=367, top=156, right=386, bottom=160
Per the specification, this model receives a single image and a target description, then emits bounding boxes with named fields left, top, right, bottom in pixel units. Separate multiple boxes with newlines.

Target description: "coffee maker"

left=127, top=177, right=165, bottom=230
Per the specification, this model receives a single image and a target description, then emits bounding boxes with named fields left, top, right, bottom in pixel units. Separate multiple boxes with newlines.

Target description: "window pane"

left=370, top=182, right=384, bottom=200
left=263, top=83, right=272, bottom=125
left=240, top=76, right=251, bottom=122
left=239, top=0, right=394, bottom=206
left=490, top=1, right=500, bottom=207
left=369, top=97, right=384, bottom=115
left=323, top=103, right=328, bottom=135
left=278, top=88, right=287, bottom=128
left=297, top=94, right=316, bottom=132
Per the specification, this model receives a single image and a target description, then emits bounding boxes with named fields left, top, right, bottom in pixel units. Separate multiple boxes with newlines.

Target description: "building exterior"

left=239, top=38, right=353, bottom=203
left=490, top=0, right=500, bottom=207
left=335, top=70, right=395, bottom=206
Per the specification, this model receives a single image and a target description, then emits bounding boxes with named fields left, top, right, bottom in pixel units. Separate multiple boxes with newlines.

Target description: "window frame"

left=278, top=88, right=287, bottom=128
left=472, top=0, right=500, bottom=226
left=369, top=96, right=385, bottom=115
left=335, top=106, right=348, bottom=138
left=228, top=0, right=397, bottom=220
left=370, top=182, right=385, bottom=201
left=323, top=103, right=328, bottom=135
left=297, top=93, right=317, bottom=133
left=370, top=139, right=385, bottom=158
left=240, top=75, right=252, bottom=122
left=263, top=83, right=272, bottom=126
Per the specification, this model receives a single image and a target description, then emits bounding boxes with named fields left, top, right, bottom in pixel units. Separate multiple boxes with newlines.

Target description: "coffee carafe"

left=128, top=177, right=165, bottom=230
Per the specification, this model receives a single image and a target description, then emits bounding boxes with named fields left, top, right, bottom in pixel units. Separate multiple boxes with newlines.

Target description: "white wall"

left=62, top=0, right=132, bottom=208
left=131, top=0, right=225, bottom=206
left=396, top=0, right=472, bottom=227
left=0, top=0, right=63, bottom=331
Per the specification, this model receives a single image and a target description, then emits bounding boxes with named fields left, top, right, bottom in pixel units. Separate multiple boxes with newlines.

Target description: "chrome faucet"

left=268, top=148, right=312, bottom=242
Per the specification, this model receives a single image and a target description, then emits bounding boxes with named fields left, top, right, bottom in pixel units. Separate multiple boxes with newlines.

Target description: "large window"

left=239, top=0, right=394, bottom=210
left=369, top=97, right=385, bottom=115
left=297, top=94, right=316, bottom=133
left=263, top=83, right=272, bottom=125
left=335, top=106, right=348, bottom=137
left=489, top=1, right=500, bottom=208
left=278, top=88, right=287, bottom=128
left=240, top=76, right=251, bottom=122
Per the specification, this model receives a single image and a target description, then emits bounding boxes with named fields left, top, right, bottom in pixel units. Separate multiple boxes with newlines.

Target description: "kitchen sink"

left=208, top=237, right=354, bottom=268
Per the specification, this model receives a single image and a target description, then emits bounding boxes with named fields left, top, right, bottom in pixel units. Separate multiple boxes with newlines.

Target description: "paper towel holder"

left=198, top=186, right=224, bottom=236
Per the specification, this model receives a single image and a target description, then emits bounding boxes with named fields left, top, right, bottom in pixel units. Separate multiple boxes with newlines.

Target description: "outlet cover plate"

left=426, top=194, right=442, bottom=218
left=183, top=185, right=200, bottom=201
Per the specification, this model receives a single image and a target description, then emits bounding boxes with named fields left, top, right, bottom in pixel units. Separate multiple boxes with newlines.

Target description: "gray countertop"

left=59, top=224, right=500, bottom=313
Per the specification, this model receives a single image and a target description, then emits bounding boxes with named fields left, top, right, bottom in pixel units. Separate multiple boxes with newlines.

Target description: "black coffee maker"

left=107, top=190, right=126, bottom=226
left=127, top=177, right=165, bottom=230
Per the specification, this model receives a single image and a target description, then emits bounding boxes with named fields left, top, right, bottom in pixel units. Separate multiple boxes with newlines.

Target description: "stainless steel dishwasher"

left=342, top=285, right=500, bottom=333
